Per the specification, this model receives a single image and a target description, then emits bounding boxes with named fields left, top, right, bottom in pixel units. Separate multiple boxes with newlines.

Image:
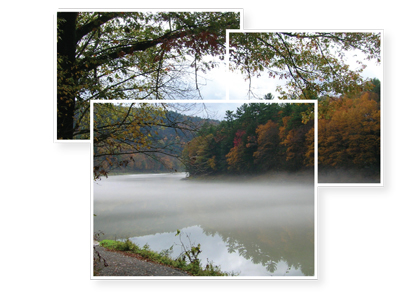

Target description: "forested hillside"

left=182, top=80, right=380, bottom=180
left=93, top=103, right=219, bottom=177
left=93, top=79, right=380, bottom=180
left=182, top=102, right=315, bottom=177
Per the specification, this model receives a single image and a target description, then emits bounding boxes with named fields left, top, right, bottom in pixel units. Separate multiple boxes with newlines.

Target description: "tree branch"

left=75, top=12, right=121, bottom=42
left=76, top=29, right=186, bottom=73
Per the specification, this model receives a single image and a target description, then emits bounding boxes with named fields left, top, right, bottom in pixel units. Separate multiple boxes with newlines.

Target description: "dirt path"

left=93, top=244, right=190, bottom=277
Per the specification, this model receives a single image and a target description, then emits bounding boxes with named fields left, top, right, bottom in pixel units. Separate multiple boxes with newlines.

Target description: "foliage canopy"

left=229, top=31, right=381, bottom=99
left=57, top=11, right=240, bottom=140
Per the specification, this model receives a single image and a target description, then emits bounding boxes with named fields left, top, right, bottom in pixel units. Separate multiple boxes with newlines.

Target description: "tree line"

left=182, top=102, right=315, bottom=176
left=182, top=79, right=380, bottom=178
left=92, top=79, right=380, bottom=179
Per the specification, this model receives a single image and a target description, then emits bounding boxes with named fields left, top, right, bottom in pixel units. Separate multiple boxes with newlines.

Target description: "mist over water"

left=94, top=172, right=314, bottom=276
left=318, top=168, right=380, bottom=184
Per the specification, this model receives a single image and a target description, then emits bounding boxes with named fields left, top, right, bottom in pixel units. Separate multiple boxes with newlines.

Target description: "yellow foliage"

left=318, top=92, right=380, bottom=167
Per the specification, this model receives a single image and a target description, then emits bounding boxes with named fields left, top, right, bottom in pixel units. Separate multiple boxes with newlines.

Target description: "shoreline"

left=94, top=239, right=234, bottom=277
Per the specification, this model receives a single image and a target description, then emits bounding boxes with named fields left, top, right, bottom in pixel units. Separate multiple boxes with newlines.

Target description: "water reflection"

left=94, top=173, right=314, bottom=276
left=129, top=225, right=306, bottom=276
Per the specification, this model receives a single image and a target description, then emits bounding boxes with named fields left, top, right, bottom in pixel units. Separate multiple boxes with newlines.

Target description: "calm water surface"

left=93, top=173, right=314, bottom=276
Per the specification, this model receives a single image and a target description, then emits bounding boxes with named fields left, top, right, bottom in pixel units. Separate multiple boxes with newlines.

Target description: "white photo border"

left=90, top=98, right=318, bottom=280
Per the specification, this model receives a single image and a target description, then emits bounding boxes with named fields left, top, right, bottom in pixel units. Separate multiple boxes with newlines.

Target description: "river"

left=93, top=172, right=315, bottom=276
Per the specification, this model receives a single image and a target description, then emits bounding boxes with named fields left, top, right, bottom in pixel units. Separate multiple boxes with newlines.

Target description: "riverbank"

left=185, top=169, right=314, bottom=184
left=94, top=239, right=234, bottom=277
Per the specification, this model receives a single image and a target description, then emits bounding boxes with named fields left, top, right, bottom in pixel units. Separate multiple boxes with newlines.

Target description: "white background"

left=1, top=1, right=398, bottom=299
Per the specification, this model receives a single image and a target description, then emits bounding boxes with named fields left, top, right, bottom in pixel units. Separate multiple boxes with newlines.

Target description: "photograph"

left=91, top=100, right=317, bottom=278
left=56, top=10, right=242, bottom=140
left=228, top=30, right=382, bottom=184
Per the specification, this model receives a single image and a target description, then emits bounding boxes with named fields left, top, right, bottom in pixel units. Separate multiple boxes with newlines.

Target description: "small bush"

left=99, top=239, right=139, bottom=252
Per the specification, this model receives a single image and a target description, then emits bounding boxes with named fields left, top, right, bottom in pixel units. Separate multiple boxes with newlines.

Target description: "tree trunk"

left=57, top=12, right=78, bottom=139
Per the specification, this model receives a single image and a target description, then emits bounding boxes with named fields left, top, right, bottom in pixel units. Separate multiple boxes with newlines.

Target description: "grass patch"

left=99, top=239, right=236, bottom=276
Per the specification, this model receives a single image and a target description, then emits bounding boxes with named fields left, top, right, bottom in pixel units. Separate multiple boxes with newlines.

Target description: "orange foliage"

left=226, top=144, right=243, bottom=171
left=279, top=117, right=313, bottom=168
left=318, top=92, right=380, bottom=168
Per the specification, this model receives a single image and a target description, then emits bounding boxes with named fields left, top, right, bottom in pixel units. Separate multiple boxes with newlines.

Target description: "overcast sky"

left=168, top=101, right=245, bottom=121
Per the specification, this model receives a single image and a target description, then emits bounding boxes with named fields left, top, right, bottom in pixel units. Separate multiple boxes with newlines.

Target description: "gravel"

left=93, top=245, right=190, bottom=277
